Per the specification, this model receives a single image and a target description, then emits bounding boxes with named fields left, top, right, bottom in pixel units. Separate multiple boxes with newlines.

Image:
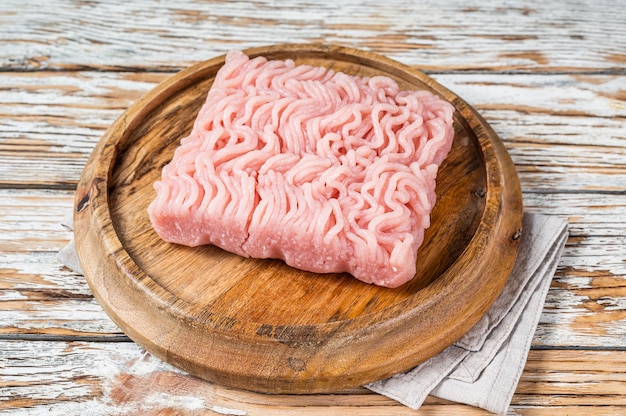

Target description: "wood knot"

left=76, top=193, right=90, bottom=213
left=76, top=177, right=105, bottom=213
left=288, top=357, right=306, bottom=372
left=473, top=188, right=486, bottom=198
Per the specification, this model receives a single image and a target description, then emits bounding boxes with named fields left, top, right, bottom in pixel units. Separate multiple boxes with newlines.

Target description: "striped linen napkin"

left=367, top=212, right=568, bottom=414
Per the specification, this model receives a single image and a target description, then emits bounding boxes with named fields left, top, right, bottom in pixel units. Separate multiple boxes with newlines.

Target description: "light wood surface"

left=1, top=0, right=625, bottom=414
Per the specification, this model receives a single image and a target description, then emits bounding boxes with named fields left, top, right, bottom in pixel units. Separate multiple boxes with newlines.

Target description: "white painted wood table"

left=1, top=1, right=625, bottom=414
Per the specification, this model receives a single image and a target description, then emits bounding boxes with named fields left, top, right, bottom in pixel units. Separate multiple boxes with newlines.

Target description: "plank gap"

left=1, top=67, right=625, bottom=76
left=531, top=345, right=626, bottom=352
left=0, top=333, right=132, bottom=342
left=0, top=183, right=78, bottom=191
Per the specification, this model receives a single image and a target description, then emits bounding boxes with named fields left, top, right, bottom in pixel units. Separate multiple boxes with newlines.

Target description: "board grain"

left=73, top=44, right=522, bottom=393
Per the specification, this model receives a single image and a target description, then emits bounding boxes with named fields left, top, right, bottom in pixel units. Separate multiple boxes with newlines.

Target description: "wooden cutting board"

left=74, top=44, right=523, bottom=394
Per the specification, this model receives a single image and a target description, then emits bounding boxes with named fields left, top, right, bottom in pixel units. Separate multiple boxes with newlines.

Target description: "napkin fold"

left=367, top=212, right=568, bottom=414
left=57, top=212, right=567, bottom=415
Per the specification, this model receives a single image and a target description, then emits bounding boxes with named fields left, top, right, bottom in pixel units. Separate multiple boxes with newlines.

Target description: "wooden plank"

left=0, top=298, right=122, bottom=338
left=1, top=71, right=625, bottom=190
left=436, top=74, right=626, bottom=193
left=0, top=189, right=624, bottom=348
left=1, top=0, right=624, bottom=73
left=524, top=192, right=626, bottom=243
left=0, top=72, right=158, bottom=188
left=1, top=341, right=624, bottom=414
left=0, top=189, right=76, bottom=252
left=0, top=251, right=89, bottom=294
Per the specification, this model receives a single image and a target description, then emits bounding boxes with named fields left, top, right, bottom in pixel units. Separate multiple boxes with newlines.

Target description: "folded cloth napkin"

left=57, top=212, right=568, bottom=414
left=367, top=212, right=568, bottom=414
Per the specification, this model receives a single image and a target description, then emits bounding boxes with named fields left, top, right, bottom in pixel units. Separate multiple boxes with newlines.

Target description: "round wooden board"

left=74, top=44, right=523, bottom=394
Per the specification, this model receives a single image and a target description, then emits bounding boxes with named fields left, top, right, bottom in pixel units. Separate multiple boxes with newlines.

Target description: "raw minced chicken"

left=148, top=50, right=455, bottom=288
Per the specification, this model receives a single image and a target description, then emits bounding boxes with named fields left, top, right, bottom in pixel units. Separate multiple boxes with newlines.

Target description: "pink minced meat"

left=148, top=50, right=454, bottom=288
